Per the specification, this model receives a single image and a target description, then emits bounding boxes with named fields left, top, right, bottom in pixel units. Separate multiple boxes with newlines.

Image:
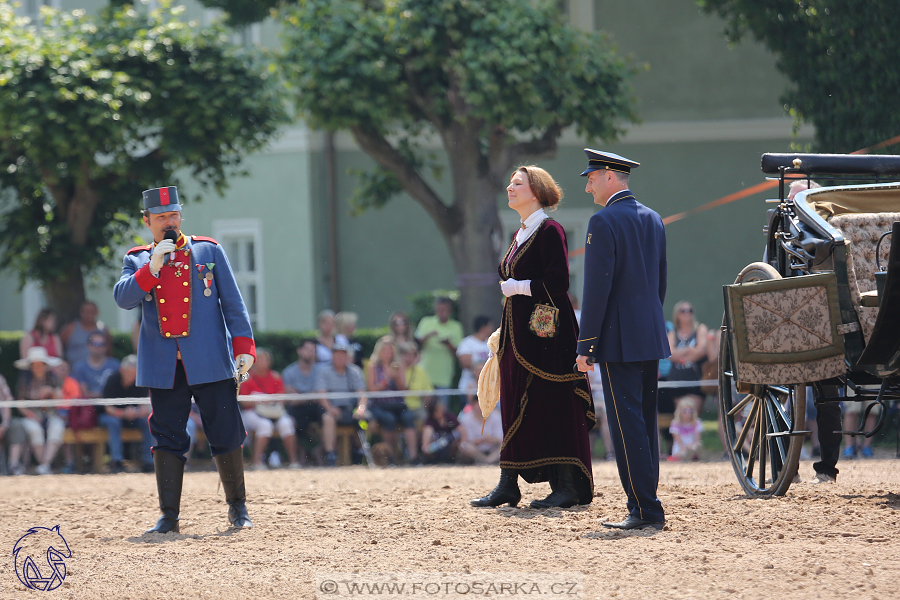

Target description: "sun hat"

left=14, top=346, right=63, bottom=369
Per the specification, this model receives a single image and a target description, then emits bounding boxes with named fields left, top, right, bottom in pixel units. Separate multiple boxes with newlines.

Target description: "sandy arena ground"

left=2, top=457, right=898, bottom=600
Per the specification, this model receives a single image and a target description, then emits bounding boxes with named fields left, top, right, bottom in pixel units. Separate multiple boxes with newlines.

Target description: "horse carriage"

left=719, top=152, right=900, bottom=496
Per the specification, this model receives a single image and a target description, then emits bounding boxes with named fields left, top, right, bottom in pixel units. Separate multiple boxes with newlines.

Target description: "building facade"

left=0, top=0, right=809, bottom=335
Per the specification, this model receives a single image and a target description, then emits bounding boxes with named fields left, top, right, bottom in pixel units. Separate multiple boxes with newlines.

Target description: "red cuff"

left=134, top=263, right=157, bottom=292
left=233, top=336, right=256, bottom=361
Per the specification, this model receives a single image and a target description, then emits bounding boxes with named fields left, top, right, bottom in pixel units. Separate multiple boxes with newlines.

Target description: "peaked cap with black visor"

left=580, top=148, right=640, bottom=176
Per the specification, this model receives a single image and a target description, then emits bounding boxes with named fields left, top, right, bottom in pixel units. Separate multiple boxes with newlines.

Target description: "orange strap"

left=568, top=133, right=900, bottom=258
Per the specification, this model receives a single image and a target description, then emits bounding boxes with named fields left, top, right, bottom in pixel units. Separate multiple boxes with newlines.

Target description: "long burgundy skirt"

left=498, top=342, right=594, bottom=504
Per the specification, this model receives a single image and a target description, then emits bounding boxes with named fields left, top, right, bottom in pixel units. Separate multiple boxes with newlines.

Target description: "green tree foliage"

left=279, top=0, right=636, bottom=326
left=0, top=2, right=288, bottom=323
left=697, top=0, right=900, bottom=152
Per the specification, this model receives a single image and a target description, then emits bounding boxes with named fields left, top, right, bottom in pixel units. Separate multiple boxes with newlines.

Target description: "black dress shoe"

left=602, top=515, right=665, bottom=531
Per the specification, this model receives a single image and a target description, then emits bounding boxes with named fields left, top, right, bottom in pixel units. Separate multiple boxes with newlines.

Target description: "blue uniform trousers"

left=149, top=360, right=245, bottom=462
left=599, top=360, right=665, bottom=522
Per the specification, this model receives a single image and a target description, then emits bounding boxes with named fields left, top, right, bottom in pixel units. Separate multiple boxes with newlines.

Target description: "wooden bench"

left=336, top=425, right=357, bottom=466
left=63, top=426, right=210, bottom=472
left=63, top=427, right=145, bottom=473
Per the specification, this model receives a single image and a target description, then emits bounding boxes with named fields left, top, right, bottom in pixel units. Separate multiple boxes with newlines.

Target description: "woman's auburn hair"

left=514, top=165, right=563, bottom=210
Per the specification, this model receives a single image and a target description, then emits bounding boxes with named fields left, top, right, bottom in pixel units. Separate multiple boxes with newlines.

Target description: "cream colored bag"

left=477, top=327, right=503, bottom=423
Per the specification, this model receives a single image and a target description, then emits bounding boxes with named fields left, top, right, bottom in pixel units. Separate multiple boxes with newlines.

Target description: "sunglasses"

left=678, top=308, right=693, bottom=314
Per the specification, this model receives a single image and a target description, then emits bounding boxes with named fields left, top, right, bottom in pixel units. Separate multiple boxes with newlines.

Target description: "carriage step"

left=836, top=430, right=867, bottom=436
left=767, top=431, right=811, bottom=438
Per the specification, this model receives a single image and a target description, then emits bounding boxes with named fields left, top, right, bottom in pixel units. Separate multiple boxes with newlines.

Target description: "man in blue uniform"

left=575, top=150, right=670, bottom=531
left=113, top=186, right=257, bottom=534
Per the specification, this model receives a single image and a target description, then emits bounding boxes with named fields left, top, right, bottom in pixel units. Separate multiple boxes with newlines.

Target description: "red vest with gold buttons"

left=151, top=237, right=193, bottom=339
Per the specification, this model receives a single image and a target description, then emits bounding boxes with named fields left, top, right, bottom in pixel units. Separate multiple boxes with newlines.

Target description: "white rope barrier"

left=0, top=379, right=718, bottom=409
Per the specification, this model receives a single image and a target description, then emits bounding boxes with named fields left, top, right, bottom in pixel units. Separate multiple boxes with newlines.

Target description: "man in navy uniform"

left=114, top=186, right=257, bottom=534
left=575, top=149, right=670, bottom=531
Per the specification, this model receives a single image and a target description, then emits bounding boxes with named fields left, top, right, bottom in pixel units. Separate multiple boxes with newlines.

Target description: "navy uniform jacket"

left=577, top=190, right=670, bottom=363
left=113, top=234, right=256, bottom=389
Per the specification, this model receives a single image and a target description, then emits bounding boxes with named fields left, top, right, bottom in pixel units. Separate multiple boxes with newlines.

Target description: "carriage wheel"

left=719, top=262, right=806, bottom=496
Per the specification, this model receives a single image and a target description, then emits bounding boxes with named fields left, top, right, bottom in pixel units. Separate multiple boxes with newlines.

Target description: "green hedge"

left=0, top=328, right=390, bottom=384
left=0, top=332, right=21, bottom=388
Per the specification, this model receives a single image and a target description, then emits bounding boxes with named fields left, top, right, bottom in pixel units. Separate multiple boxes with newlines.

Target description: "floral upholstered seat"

left=828, top=213, right=899, bottom=343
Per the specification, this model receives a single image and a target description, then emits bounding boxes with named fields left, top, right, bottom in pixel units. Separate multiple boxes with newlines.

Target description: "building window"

left=213, top=219, right=265, bottom=330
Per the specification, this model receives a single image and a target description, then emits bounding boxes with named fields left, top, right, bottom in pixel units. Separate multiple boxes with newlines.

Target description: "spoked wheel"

left=719, top=262, right=806, bottom=496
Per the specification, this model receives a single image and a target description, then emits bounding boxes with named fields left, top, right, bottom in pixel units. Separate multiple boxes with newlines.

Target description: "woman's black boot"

left=470, top=468, right=521, bottom=507
left=529, top=464, right=579, bottom=509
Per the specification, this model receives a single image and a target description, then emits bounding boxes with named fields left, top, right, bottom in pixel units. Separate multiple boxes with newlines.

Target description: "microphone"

left=163, top=229, right=178, bottom=264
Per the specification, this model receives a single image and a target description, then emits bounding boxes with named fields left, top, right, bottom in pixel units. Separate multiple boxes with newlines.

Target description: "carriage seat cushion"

left=859, top=290, right=880, bottom=307
left=828, top=212, right=899, bottom=342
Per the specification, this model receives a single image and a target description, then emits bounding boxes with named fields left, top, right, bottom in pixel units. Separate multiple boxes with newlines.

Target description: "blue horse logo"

left=13, top=525, right=71, bottom=591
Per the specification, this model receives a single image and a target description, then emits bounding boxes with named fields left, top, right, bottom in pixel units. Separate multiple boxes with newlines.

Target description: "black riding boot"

left=470, top=468, right=521, bottom=507
left=529, top=464, right=579, bottom=509
left=214, top=448, right=253, bottom=528
left=145, top=451, right=184, bottom=534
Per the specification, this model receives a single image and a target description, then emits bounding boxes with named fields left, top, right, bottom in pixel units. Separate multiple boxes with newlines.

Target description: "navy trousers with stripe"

left=599, top=360, right=665, bottom=522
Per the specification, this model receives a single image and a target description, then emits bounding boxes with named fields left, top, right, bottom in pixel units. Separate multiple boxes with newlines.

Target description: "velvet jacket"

left=497, top=219, right=594, bottom=418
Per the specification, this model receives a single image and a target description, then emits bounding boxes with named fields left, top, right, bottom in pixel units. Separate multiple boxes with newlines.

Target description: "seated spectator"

left=283, top=339, right=322, bottom=464
left=668, top=397, right=703, bottom=462
left=388, top=311, right=414, bottom=346
left=335, top=311, right=364, bottom=368
left=399, top=342, right=433, bottom=422
left=666, top=301, right=708, bottom=415
left=101, top=355, right=154, bottom=473
left=457, top=396, right=502, bottom=464
left=414, top=297, right=464, bottom=392
left=460, top=361, right=484, bottom=402
left=71, top=331, right=120, bottom=400
left=19, top=308, right=63, bottom=360
left=54, top=359, right=95, bottom=473
left=456, top=316, right=493, bottom=399
left=314, top=343, right=366, bottom=466
left=60, top=300, right=112, bottom=367
left=8, top=347, right=65, bottom=475
left=0, top=369, right=12, bottom=468
left=421, top=397, right=464, bottom=464
left=356, top=336, right=418, bottom=464
left=239, top=348, right=300, bottom=470
left=315, top=310, right=349, bottom=364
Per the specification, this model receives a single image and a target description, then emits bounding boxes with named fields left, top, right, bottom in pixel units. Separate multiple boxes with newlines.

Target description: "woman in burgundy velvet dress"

left=471, top=166, right=595, bottom=509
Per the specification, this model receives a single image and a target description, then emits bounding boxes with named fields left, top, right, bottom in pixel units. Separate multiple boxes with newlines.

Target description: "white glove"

left=500, top=278, right=532, bottom=297
left=149, top=239, right=176, bottom=277
left=236, top=354, right=255, bottom=376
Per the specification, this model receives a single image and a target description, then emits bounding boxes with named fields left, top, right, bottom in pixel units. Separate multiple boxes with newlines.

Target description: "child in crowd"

left=668, top=397, right=703, bottom=462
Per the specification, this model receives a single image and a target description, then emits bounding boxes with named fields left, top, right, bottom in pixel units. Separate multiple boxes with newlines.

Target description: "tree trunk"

left=44, top=262, right=86, bottom=327
left=446, top=177, right=506, bottom=334
left=41, top=171, right=98, bottom=327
